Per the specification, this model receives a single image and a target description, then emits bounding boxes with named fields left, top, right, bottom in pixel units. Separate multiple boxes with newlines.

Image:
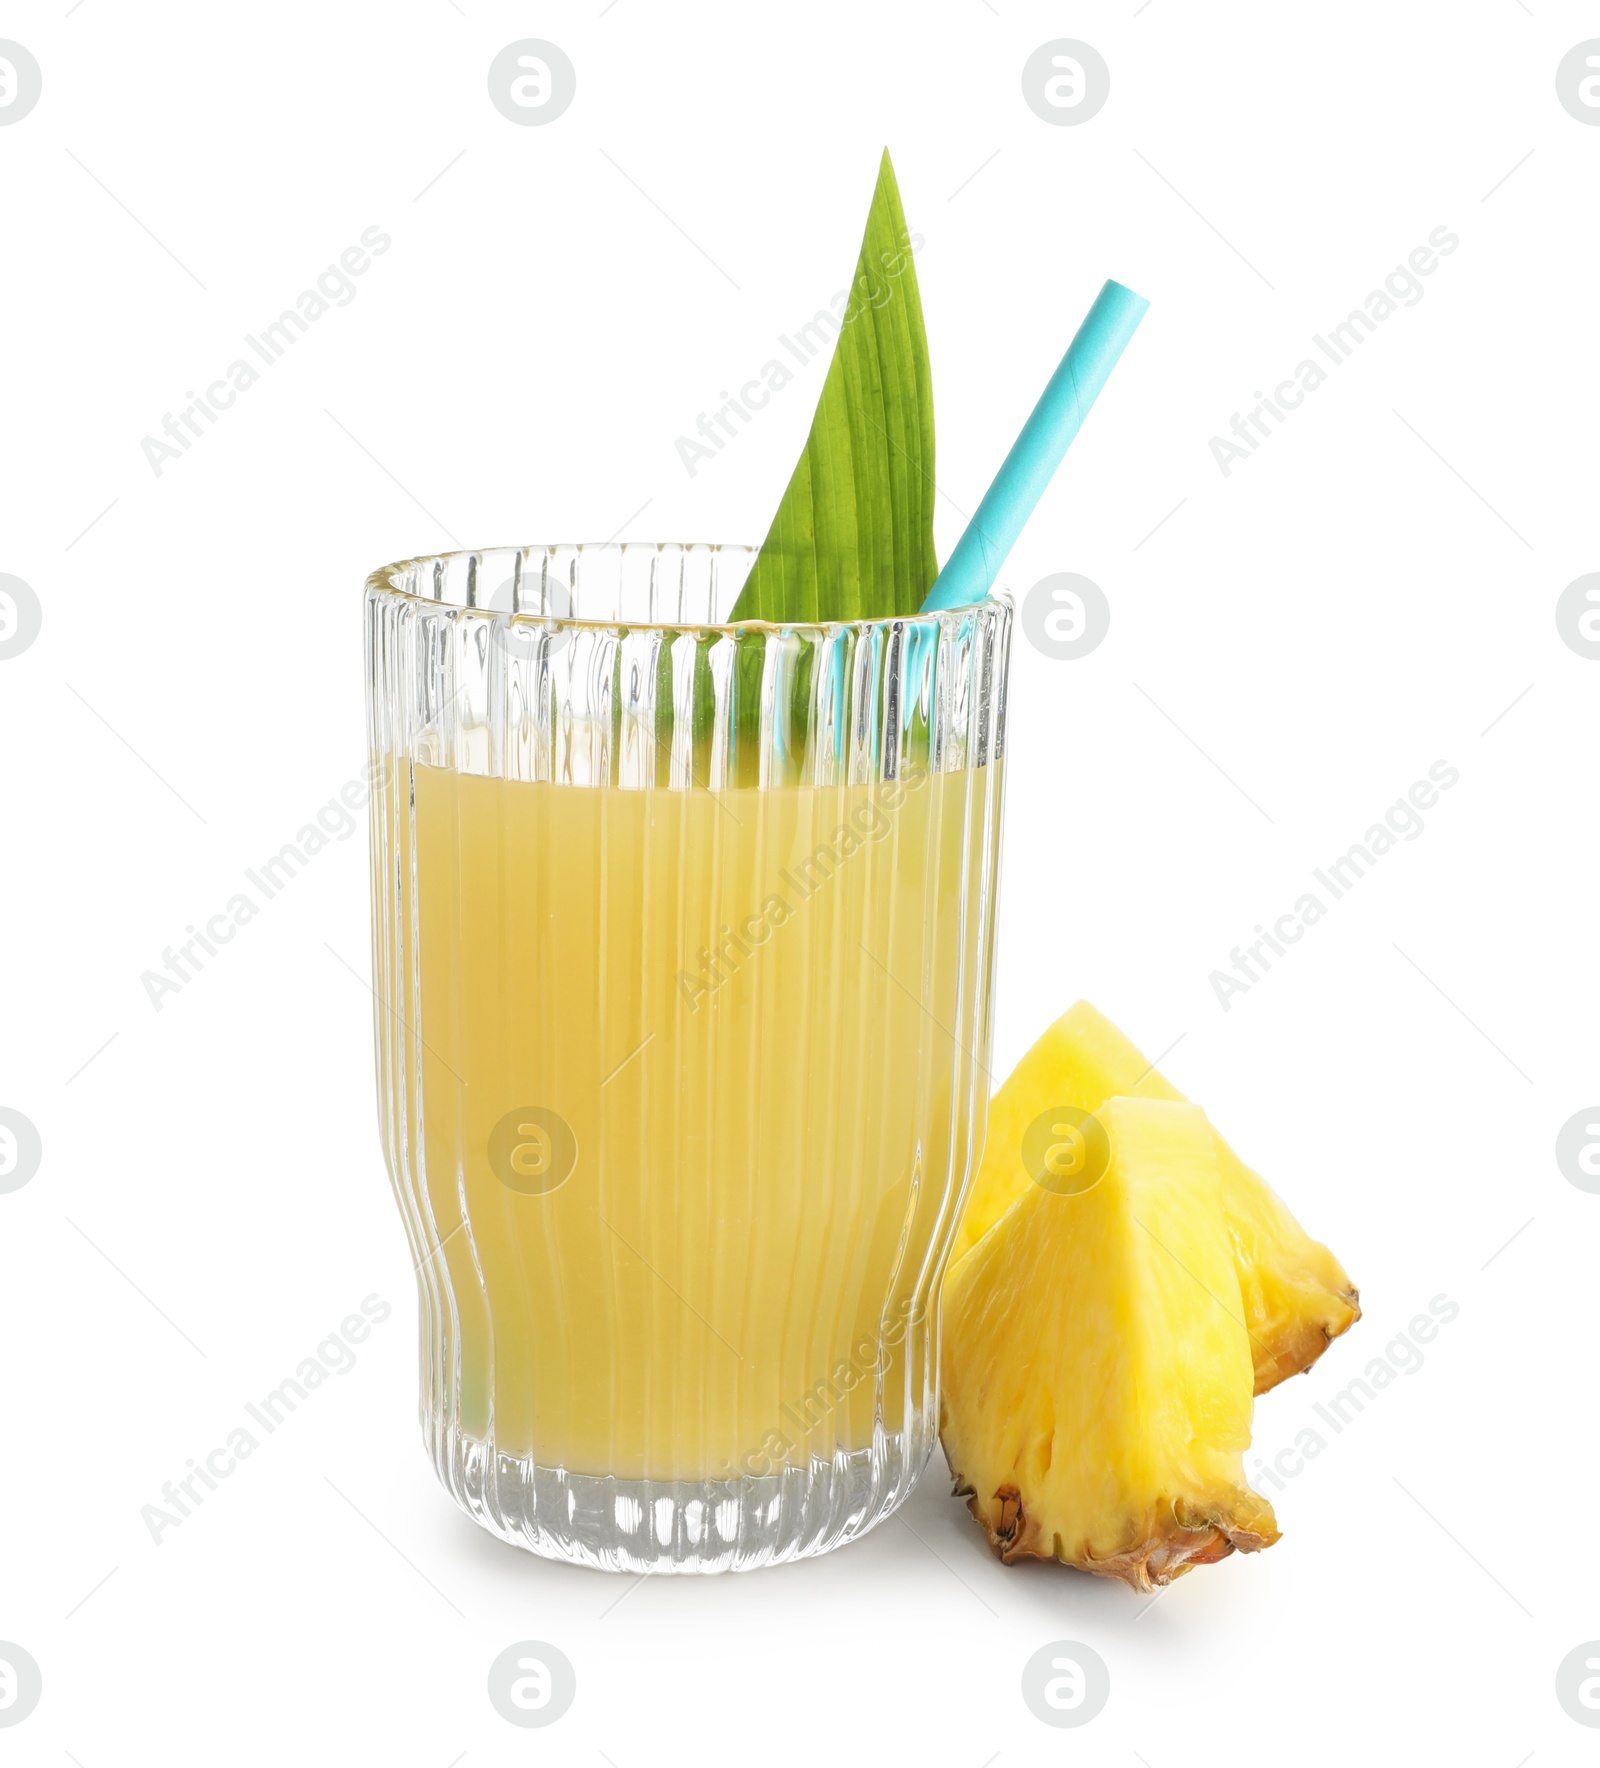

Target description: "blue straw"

left=920, top=278, right=1149, bottom=614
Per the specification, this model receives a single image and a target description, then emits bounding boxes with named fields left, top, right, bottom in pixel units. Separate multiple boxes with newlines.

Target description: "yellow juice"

left=404, top=756, right=996, bottom=1483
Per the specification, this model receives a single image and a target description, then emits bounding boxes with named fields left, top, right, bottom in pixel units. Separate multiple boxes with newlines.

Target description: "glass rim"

left=365, top=542, right=1010, bottom=637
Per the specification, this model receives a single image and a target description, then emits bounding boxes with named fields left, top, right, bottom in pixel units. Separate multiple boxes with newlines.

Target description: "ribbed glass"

left=365, top=543, right=1010, bottom=1572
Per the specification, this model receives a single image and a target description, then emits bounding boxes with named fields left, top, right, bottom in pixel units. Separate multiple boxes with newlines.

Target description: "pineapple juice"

left=405, top=755, right=994, bottom=1484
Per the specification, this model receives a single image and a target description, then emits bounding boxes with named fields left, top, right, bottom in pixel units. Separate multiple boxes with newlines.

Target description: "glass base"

left=425, top=1415, right=935, bottom=1573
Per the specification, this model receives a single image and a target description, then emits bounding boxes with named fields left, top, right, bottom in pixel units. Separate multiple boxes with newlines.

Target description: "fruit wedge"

left=949, top=1002, right=1358, bottom=1393
left=941, top=1096, right=1279, bottom=1588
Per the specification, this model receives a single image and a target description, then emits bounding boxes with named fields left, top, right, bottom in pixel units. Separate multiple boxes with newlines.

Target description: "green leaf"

left=729, top=149, right=938, bottom=625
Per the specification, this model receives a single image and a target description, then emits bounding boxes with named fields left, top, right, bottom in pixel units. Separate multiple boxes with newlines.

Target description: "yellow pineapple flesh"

left=950, top=1001, right=1358, bottom=1393
left=941, top=1096, right=1279, bottom=1588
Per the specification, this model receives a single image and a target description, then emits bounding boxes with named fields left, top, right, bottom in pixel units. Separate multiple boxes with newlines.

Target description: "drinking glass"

left=365, top=542, right=1010, bottom=1571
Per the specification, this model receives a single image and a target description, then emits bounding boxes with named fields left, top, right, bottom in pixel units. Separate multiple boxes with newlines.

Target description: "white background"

left=3, top=1, right=1597, bottom=1761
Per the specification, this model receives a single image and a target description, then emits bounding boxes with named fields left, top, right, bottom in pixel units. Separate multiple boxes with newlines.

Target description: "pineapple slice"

left=941, top=1095, right=1279, bottom=1588
left=950, top=1002, right=1358, bottom=1393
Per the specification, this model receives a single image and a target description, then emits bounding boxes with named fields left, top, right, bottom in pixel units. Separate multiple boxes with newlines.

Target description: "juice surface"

left=404, top=758, right=994, bottom=1481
